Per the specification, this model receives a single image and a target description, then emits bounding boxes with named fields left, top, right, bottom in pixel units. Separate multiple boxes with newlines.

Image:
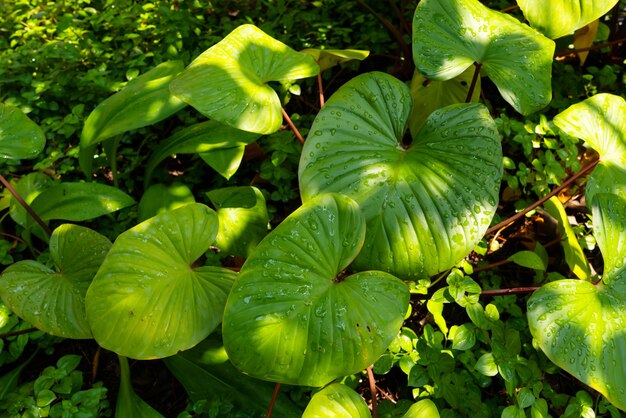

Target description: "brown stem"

left=0, top=327, right=38, bottom=339
left=266, top=383, right=281, bottom=418
left=317, top=73, right=325, bottom=108
left=465, top=62, right=482, bottom=102
left=485, top=159, right=599, bottom=236
left=555, top=37, right=626, bottom=57
left=92, top=346, right=101, bottom=381
left=281, top=108, right=305, bottom=145
left=473, top=258, right=510, bottom=273
left=481, top=286, right=540, bottom=296
left=367, top=365, right=378, bottom=418
left=0, top=174, right=52, bottom=237
left=501, top=4, right=519, bottom=13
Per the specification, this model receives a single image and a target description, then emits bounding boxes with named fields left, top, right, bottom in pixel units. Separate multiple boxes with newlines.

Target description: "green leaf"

left=303, top=383, right=370, bottom=418
left=222, top=193, right=409, bottom=386
left=143, top=121, right=260, bottom=187
left=79, top=61, right=186, bottom=176
left=412, top=0, right=555, bottom=115
left=116, top=356, right=164, bottom=418
left=299, top=72, right=502, bottom=279
left=86, top=204, right=236, bottom=359
left=164, top=336, right=303, bottom=417
left=517, top=0, right=618, bottom=39
left=507, top=250, right=547, bottom=271
left=170, top=24, right=319, bottom=134
left=502, top=405, right=525, bottom=418
left=543, top=196, right=591, bottom=280
left=451, top=323, right=476, bottom=350
left=402, top=399, right=440, bottom=418
left=409, top=66, right=481, bottom=135
left=475, top=352, right=498, bottom=376
left=518, top=387, right=536, bottom=409
left=206, top=186, right=269, bottom=258
left=301, top=48, right=370, bottom=72
left=0, top=224, right=111, bottom=338
left=137, top=182, right=195, bottom=223
left=199, top=145, right=245, bottom=180
left=0, top=103, right=45, bottom=160
left=0, top=351, right=35, bottom=401
left=8, top=172, right=53, bottom=228
left=36, top=389, right=56, bottom=407
left=29, top=182, right=136, bottom=223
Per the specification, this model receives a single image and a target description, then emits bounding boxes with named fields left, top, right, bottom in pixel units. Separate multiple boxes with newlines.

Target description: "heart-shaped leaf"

left=206, top=186, right=269, bottom=258
left=409, top=66, right=481, bottom=135
left=299, top=72, right=502, bottom=279
left=0, top=104, right=45, bottom=161
left=222, top=193, right=409, bottom=387
left=79, top=61, right=186, bottom=176
left=302, top=383, right=370, bottom=418
left=144, top=121, right=260, bottom=187
left=517, top=0, right=618, bottom=39
left=0, top=224, right=111, bottom=338
left=412, top=0, right=555, bottom=115
left=529, top=93, right=626, bottom=411
left=170, top=24, right=319, bottom=134
left=85, top=203, right=236, bottom=359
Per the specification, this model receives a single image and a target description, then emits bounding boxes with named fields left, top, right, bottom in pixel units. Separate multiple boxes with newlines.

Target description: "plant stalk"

left=465, top=62, right=482, bottom=102
left=481, top=286, right=540, bottom=296
left=0, top=174, right=52, bottom=237
left=266, top=383, right=281, bottom=418
left=485, top=159, right=599, bottom=236
left=0, top=327, right=39, bottom=339
left=367, top=365, right=379, bottom=418
left=281, top=107, right=305, bottom=145
left=317, top=73, right=325, bottom=108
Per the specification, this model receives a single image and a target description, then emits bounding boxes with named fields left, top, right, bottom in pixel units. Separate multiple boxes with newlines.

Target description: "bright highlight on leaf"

left=302, top=383, right=370, bottom=418
left=222, top=193, right=409, bottom=387
left=0, top=224, right=111, bottom=338
left=299, top=72, right=502, bottom=279
left=0, top=103, right=46, bottom=160
left=517, top=0, right=618, bottom=39
left=170, top=24, right=319, bottom=134
left=86, top=204, right=236, bottom=359
left=301, top=48, right=370, bottom=72
left=412, top=0, right=555, bottom=115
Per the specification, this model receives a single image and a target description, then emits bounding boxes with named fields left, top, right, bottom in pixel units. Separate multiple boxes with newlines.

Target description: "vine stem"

left=281, top=107, right=305, bottom=145
left=465, top=62, right=482, bottom=103
left=266, top=383, right=281, bottom=418
left=0, top=327, right=38, bottom=339
left=317, top=73, right=325, bottom=108
left=481, top=286, right=540, bottom=296
left=485, top=159, right=599, bottom=236
left=0, top=174, right=52, bottom=237
left=367, top=365, right=379, bottom=418
left=555, top=37, right=626, bottom=57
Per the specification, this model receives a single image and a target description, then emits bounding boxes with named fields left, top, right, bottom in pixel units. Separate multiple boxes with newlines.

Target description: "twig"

left=266, top=383, right=281, bottom=418
left=485, top=159, right=599, bottom=236
left=281, top=108, right=305, bottom=145
left=0, top=174, right=52, bottom=237
left=317, top=73, right=325, bottom=108
left=367, top=365, right=378, bottom=418
left=0, top=327, right=39, bottom=339
left=465, top=62, right=482, bottom=102
left=555, top=37, right=626, bottom=57
left=92, top=347, right=101, bottom=381
left=481, top=286, right=540, bottom=296
left=473, top=258, right=510, bottom=273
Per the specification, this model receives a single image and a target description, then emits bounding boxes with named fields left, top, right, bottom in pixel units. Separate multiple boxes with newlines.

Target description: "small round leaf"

left=303, top=383, right=370, bottom=418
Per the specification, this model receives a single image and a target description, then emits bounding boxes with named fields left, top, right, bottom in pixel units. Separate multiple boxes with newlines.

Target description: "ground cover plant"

left=1, top=0, right=626, bottom=417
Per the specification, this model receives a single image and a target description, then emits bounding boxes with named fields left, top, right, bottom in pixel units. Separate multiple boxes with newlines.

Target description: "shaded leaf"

left=137, top=182, right=195, bottom=222
left=116, top=356, right=164, bottom=418
left=199, top=145, right=246, bottom=180
left=0, top=104, right=45, bottom=160
left=301, top=48, right=370, bottom=72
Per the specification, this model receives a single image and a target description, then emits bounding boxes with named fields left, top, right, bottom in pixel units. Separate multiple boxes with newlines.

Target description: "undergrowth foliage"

left=1, top=0, right=626, bottom=417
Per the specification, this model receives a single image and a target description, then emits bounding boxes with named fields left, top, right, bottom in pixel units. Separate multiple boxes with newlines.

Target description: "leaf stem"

left=465, top=62, right=482, bottom=103
left=0, top=174, right=52, bottom=237
left=266, top=383, right=281, bottom=418
left=317, top=73, right=325, bottom=108
left=0, top=327, right=39, bottom=339
left=485, top=159, right=599, bottom=236
left=481, top=286, right=540, bottom=296
left=367, top=365, right=379, bottom=418
left=281, top=107, right=305, bottom=145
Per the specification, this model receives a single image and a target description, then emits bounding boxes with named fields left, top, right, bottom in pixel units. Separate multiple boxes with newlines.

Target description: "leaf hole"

left=460, top=80, right=468, bottom=86
left=401, top=130, right=413, bottom=148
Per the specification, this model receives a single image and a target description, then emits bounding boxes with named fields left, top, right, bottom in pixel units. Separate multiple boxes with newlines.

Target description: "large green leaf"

left=0, top=104, right=45, bottom=160
left=403, top=399, right=440, bottom=418
left=143, top=121, right=260, bottom=187
left=28, top=182, right=136, bottom=224
left=137, top=182, right=195, bottom=223
left=164, top=336, right=303, bottom=417
left=299, top=72, right=502, bottom=279
left=206, top=186, right=269, bottom=258
left=412, top=0, right=555, bottom=115
left=529, top=93, right=626, bottom=411
left=170, top=24, right=319, bottom=134
left=79, top=60, right=187, bottom=176
left=517, top=0, right=618, bottom=39
left=0, top=224, right=111, bottom=338
left=302, top=383, right=370, bottom=418
left=222, top=193, right=409, bottom=387
left=116, top=356, right=164, bottom=418
left=86, top=204, right=236, bottom=359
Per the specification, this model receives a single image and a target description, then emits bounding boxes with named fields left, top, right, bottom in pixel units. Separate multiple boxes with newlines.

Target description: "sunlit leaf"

left=79, top=61, right=186, bottom=176
left=301, top=48, right=370, bottom=72
left=222, top=193, right=409, bottom=386
left=517, top=0, right=618, bottom=39
left=403, top=399, right=440, bottom=418
left=170, top=24, right=319, bottom=134
left=302, top=383, right=370, bottom=418
left=0, top=224, right=111, bottom=338
left=0, top=104, right=45, bottom=160
left=412, top=0, right=555, bottom=115
left=143, top=121, right=260, bottom=187
left=299, top=72, right=502, bottom=279
left=507, top=250, right=547, bottom=271
left=137, top=182, right=195, bottom=222
left=573, top=20, right=600, bottom=65
left=86, top=204, right=236, bottom=359
left=199, top=145, right=246, bottom=180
